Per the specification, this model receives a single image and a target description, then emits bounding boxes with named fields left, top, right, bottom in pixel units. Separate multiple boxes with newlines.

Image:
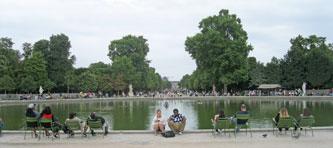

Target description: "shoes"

left=71, top=132, right=75, bottom=137
left=83, top=133, right=87, bottom=137
left=54, top=134, right=59, bottom=138
left=178, top=132, right=182, bottom=135
left=35, top=134, right=38, bottom=138
left=104, top=131, right=108, bottom=136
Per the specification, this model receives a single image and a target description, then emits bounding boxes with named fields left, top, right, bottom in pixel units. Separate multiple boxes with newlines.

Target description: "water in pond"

left=1, top=99, right=333, bottom=130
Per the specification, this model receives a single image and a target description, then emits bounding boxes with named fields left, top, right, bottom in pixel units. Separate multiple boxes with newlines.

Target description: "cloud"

left=1, top=0, right=332, bottom=80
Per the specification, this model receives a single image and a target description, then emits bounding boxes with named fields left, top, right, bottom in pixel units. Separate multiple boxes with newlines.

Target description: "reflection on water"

left=1, top=99, right=333, bottom=130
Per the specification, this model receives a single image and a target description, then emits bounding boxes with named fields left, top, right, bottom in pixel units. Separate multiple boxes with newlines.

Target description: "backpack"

left=162, top=131, right=175, bottom=138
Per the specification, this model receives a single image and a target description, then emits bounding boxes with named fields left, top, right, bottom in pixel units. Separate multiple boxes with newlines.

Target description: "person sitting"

left=83, top=112, right=109, bottom=136
left=230, top=104, right=252, bottom=132
left=274, top=108, right=290, bottom=133
left=25, top=104, right=40, bottom=138
left=39, top=106, right=62, bottom=138
left=167, top=109, right=186, bottom=135
left=212, top=109, right=227, bottom=133
left=296, top=108, right=312, bottom=130
left=65, top=112, right=85, bottom=136
left=152, top=109, right=166, bottom=136
left=0, top=116, right=4, bottom=136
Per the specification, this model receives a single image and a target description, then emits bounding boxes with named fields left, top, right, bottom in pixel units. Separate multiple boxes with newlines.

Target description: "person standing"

left=167, top=109, right=186, bottom=135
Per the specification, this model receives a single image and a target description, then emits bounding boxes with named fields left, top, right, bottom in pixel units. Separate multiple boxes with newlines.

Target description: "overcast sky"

left=1, top=0, right=332, bottom=81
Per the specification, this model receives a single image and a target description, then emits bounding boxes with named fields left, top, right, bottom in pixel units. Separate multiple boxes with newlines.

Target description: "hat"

left=28, top=103, right=34, bottom=109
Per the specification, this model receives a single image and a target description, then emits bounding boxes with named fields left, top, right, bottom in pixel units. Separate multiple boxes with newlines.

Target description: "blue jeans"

left=230, top=117, right=242, bottom=132
left=0, top=122, right=4, bottom=134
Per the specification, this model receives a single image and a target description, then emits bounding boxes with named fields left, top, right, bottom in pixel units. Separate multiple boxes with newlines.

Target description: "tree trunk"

left=223, top=84, right=227, bottom=95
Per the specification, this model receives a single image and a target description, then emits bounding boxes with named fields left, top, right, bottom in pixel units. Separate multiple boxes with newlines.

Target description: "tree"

left=33, top=39, right=50, bottom=61
left=22, top=52, right=54, bottom=91
left=20, top=75, right=37, bottom=93
left=110, top=56, right=140, bottom=90
left=77, top=70, right=98, bottom=92
left=306, top=46, right=332, bottom=88
left=112, top=74, right=126, bottom=95
left=0, top=75, right=15, bottom=94
left=48, top=34, right=74, bottom=91
left=108, top=35, right=153, bottom=90
left=22, top=42, right=32, bottom=59
left=185, top=9, right=252, bottom=93
left=265, top=57, right=282, bottom=84
left=248, top=60, right=266, bottom=88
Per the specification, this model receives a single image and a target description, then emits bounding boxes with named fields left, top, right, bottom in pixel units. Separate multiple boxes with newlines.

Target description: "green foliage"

left=22, top=52, right=54, bottom=91
left=0, top=75, right=15, bottom=92
left=20, top=75, right=37, bottom=93
left=110, top=56, right=139, bottom=89
left=22, top=42, right=32, bottom=59
left=264, top=57, right=282, bottom=84
left=77, top=70, right=98, bottom=92
left=47, top=34, right=73, bottom=91
left=185, top=9, right=252, bottom=91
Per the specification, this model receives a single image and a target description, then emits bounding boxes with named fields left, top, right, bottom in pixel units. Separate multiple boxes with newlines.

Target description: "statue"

left=302, top=82, right=307, bottom=96
left=128, top=84, right=134, bottom=97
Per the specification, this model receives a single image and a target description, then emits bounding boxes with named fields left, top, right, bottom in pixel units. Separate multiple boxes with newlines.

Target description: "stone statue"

left=128, top=84, right=134, bottom=97
left=302, top=82, right=307, bottom=96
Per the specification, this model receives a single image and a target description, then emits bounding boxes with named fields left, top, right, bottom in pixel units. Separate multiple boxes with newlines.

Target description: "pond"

left=1, top=98, right=333, bottom=130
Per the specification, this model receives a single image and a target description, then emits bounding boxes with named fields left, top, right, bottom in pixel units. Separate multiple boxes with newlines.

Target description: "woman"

left=297, top=108, right=312, bottom=123
left=25, top=104, right=40, bottom=138
left=295, top=108, right=312, bottom=130
left=274, top=108, right=289, bottom=133
left=152, top=109, right=166, bottom=136
left=213, top=109, right=226, bottom=124
left=213, top=109, right=227, bottom=133
left=39, top=106, right=62, bottom=138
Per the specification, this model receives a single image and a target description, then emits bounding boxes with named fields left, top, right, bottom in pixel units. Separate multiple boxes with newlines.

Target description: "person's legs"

left=0, top=122, right=4, bottom=136
left=83, top=125, right=88, bottom=135
left=158, top=122, right=165, bottom=133
left=168, top=121, right=176, bottom=131
left=236, top=124, right=242, bottom=132
left=154, top=122, right=159, bottom=135
left=179, top=122, right=186, bottom=132
left=173, top=123, right=181, bottom=131
left=104, top=124, right=109, bottom=135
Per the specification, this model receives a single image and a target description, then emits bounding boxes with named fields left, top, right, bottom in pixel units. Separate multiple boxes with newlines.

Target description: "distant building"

left=170, top=81, right=179, bottom=90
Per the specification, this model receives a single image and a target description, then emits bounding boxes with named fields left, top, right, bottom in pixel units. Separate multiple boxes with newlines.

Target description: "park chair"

left=272, top=116, right=297, bottom=137
left=24, top=117, right=40, bottom=140
left=87, top=119, right=104, bottom=139
left=39, top=117, right=60, bottom=140
left=298, top=116, right=315, bottom=136
left=235, top=113, right=252, bottom=137
left=211, top=118, right=236, bottom=138
left=65, top=120, right=84, bottom=138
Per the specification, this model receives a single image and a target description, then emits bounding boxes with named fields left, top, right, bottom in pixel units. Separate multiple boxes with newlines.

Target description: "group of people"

left=274, top=107, right=312, bottom=133
left=212, top=104, right=312, bottom=134
left=151, top=108, right=186, bottom=136
left=25, top=104, right=109, bottom=138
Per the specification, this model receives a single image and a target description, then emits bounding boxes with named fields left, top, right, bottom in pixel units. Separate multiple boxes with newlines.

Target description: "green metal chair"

left=235, top=113, right=252, bottom=137
left=39, top=117, right=60, bottom=140
left=65, top=120, right=83, bottom=138
left=211, top=118, right=236, bottom=138
left=24, top=117, right=39, bottom=140
left=272, top=116, right=297, bottom=137
left=87, top=119, right=104, bottom=139
left=298, top=116, right=315, bottom=136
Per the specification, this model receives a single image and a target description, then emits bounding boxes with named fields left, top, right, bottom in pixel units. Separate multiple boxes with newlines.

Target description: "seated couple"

left=64, top=112, right=109, bottom=137
left=213, top=104, right=252, bottom=132
left=152, top=108, right=186, bottom=136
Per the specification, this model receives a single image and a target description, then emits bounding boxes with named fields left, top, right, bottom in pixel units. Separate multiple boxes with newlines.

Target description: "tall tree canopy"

left=185, top=9, right=252, bottom=92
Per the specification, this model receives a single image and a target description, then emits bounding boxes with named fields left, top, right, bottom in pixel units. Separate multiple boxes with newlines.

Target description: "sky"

left=1, top=0, right=332, bottom=81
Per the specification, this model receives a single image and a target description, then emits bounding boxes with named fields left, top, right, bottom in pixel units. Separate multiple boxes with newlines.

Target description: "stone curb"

left=2, top=126, right=333, bottom=134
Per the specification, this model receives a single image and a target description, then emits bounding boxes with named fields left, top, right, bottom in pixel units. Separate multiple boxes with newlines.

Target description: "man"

left=168, top=109, right=186, bottom=135
left=231, top=104, right=252, bottom=132
left=83, top=112, right=109, bottom=136
left=65, top=112, right=84, bottom=136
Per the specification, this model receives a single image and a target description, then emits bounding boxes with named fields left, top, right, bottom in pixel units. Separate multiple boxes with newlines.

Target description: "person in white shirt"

left=152, top=109, right=166, bottom=136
